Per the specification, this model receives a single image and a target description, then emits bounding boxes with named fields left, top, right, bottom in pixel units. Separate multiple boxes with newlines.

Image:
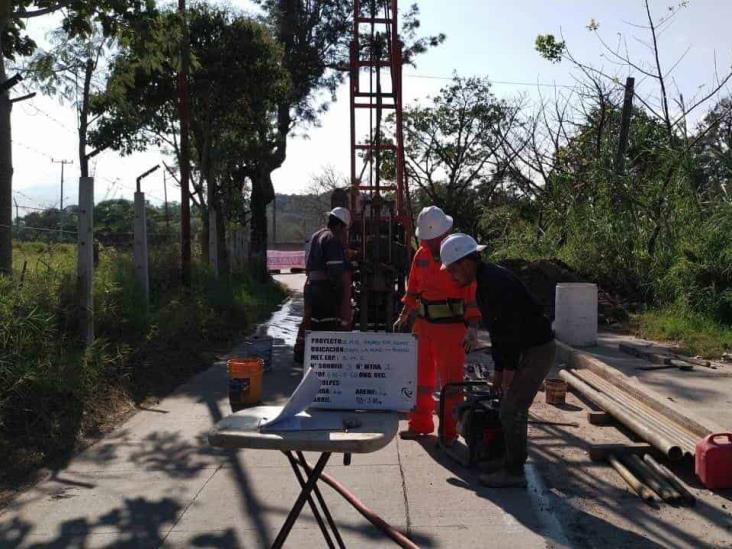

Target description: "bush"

left=1, top=242, right=286, bottom=484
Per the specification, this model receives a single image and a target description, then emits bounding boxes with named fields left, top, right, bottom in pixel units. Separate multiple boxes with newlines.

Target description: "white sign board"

left=305, top=331, right=417, bottom=412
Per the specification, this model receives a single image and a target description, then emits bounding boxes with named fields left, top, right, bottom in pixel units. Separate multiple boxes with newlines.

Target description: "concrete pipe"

left=560, top=370, right=684, bottom=460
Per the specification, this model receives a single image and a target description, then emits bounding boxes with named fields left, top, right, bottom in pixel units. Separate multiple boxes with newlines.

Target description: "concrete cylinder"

left=554, top=283, right=598, bottom=346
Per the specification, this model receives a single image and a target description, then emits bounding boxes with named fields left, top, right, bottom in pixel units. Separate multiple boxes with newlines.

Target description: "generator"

left=437, top=380, right=505, bottom=468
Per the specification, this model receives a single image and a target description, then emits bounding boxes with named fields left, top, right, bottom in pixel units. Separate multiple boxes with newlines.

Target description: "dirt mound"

left=498, top=258, right=627, bottom=325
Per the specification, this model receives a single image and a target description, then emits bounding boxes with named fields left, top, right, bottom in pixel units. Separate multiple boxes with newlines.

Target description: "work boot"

left=478, top=457, right=505, bottom=473
left=479, top=469, right=527, bottom=488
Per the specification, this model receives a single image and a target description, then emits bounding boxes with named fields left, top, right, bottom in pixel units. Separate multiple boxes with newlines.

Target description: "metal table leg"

left=272, top=452, right=336, bottom=549
left=284, top=452, right=337, bottom=549
left=295, top=451, right=346, bottom=549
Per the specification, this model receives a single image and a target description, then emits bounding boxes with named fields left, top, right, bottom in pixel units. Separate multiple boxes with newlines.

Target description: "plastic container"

left=227, top=357, right=264, bottom=412
left=695, top=433, right=732, bottom=489
left=545, top=378, right=567, bottom=405
left=243, top=336, right=274, bottom=371
left=553, top=283, right=598, bottom=346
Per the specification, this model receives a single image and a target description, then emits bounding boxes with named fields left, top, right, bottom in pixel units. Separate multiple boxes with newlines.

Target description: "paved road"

left=0, top=273, right=567, bottom=548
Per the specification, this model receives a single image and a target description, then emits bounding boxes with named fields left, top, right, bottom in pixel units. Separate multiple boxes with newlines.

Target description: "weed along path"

left=0, top=272, right=562, bottom=548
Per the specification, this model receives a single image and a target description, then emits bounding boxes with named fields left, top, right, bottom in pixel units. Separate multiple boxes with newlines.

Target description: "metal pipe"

left=573, top=370, right=698, bottom=453
left=574, top=370, right=698, bottom=451
left=560, top=370, right=684, bottom=460
left=626, top=454, right=679, bottom=502
left=644, top=454, right=696, bottom=506
left=608, top=454, right=655, bottom=502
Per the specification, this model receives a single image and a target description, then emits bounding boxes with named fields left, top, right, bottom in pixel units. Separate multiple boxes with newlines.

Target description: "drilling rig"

left=347, top=0, right=413, bottom=332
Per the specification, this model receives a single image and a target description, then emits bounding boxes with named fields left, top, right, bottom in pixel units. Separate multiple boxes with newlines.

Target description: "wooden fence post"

left=78, top=176, right=94, bottom=345
left=133, top=190, right=150, bottom=302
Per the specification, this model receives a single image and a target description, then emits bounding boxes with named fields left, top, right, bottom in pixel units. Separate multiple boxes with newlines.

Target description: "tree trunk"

left=200, top=204, right=209, bottom=263
left=0, top=28, right=13, bottom=275
left=215, top=197, right=228, bottom=275
left=249, top=168, right=274, bottom=281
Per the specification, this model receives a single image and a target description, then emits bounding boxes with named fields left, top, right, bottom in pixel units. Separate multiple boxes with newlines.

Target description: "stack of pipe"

left=559, top=368, right=697, bottom=460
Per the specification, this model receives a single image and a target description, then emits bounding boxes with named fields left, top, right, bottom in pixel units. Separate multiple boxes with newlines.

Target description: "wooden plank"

left=587, top=410, right=613, bottom=425
left=589, top=443, right=653, bottom=462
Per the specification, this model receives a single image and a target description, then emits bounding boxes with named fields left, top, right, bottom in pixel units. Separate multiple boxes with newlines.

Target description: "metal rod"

left=626, top=454, right=679, bottom=502
left=608, top=453, right=655, bottom=502
left=573, top=369, right=698, bottom=452
left=644, top=454, right=696, bottom=506
left=560, top=370, right=684, bottom=460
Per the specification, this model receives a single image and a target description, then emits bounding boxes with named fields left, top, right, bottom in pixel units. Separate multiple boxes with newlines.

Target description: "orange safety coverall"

left=402, top=245, right=481, bottom=440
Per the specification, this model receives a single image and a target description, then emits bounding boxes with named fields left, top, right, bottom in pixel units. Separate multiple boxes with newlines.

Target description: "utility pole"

left=134, top=165, right=160, bottom=302
left=178, top=0, right=192, bottom=285
left=52, top=159, right=72, bottom=239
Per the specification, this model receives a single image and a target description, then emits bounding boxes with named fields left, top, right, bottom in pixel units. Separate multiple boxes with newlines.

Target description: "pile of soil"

left=499, top=258, right=628, bottom=325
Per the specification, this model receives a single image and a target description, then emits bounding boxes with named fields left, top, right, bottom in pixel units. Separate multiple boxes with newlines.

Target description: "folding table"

left=208, top=405, right=399, bottom=548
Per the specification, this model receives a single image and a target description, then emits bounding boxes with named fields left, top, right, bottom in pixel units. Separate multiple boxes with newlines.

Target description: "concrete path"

left=578, top=333, right=732, bottom=431
left=0, top=273, right=567, bottom=548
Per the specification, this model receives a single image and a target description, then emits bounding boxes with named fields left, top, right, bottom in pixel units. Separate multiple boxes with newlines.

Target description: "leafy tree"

left=245, top=0, right=444, bottom=276
left=91, top=4, right=289, bottom=272
left=399, top=76, right=517, bottom=236
left=0, top=0, right=155, bottom=273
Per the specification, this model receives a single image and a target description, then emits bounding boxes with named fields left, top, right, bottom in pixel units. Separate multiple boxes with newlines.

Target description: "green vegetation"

left=0, top=242, right=286, bottom=485
left=636, top=309, right=732, bottom=359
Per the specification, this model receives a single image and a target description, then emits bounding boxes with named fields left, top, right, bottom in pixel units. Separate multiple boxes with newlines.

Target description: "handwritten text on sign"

left=305, top=331, right=417, bottom=412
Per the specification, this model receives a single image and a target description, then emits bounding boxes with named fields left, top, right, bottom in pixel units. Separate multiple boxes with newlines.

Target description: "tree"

left=0, top=0, right=154, bottom=274
left=91, top=4, right=289, bottom=273
left=399, top=76, right=518, bottom=236
left=246, top=0, right=444, bottom=277
left=25, top=25, right=111, bottom=178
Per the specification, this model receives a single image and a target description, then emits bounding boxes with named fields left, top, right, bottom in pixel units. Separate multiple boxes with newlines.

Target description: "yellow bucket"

left=227, top=357, right=264, bottom=411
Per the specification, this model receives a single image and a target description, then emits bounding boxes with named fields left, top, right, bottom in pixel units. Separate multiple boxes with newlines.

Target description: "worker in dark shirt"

left=294, top=207, right=351, bottom=363
left=440, top=233, right=556, bottom=488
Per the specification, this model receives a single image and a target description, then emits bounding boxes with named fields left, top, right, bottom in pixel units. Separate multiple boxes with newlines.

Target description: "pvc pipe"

left=608, top=454, right=655, bottom=502
left=560, top=370, right=684, bottom=460
left=295, top=456, right=419, bottom=549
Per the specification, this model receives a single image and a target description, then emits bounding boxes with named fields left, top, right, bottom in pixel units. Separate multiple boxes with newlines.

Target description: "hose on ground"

left=295, top=455, right=419, bottom=549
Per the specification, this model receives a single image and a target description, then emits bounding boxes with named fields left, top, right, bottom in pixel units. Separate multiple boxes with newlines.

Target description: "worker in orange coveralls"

left=393, top=206, right=481, bottom=444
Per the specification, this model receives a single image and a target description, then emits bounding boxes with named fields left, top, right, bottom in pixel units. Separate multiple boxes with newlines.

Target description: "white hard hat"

left=415, top=206, right=453, bottom=240
left=328, top=207, right=351, bottom=227
left=440, top=233, right=486, bottom=270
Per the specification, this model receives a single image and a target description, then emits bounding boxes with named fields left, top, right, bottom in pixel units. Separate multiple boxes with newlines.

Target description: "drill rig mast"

left=349, top=0, right=412, bottom=332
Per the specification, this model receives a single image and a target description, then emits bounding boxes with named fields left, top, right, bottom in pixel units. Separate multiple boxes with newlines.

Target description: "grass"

left=1, top=240, right=286, bottom=489
left=634, top=308, right=732, bottom=359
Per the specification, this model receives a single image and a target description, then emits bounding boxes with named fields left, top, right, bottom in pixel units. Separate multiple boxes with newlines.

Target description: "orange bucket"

left=227, top=357, right=264, bottom=411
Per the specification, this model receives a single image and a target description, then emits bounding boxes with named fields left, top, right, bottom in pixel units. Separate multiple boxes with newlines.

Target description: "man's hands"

left=463, top=325, right=479, bottom=353
left=492, top=369, right=515, bottom=392
left=393, top=308, right=413, bottom=332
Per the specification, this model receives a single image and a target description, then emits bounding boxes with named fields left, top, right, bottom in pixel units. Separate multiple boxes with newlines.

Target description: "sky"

left=10, top=0, right=732, bottom=217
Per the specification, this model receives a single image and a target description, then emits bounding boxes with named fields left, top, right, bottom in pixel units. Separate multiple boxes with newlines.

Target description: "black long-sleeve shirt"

left=475, top=261, right=554, bottom=371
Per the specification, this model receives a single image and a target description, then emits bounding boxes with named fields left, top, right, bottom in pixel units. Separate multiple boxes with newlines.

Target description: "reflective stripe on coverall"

left=403, top=245, right=481, bottom=439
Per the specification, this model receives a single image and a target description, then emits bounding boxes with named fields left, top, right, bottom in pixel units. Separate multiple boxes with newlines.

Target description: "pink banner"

left=267, top=250, right=306, bottom=270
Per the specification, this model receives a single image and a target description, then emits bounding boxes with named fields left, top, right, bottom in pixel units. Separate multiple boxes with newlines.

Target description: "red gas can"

left=695, top=433, right=732, bottom=489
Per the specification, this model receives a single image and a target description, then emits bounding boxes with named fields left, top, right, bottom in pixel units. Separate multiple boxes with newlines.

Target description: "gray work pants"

left=499, top=339, right=556, bottom=474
